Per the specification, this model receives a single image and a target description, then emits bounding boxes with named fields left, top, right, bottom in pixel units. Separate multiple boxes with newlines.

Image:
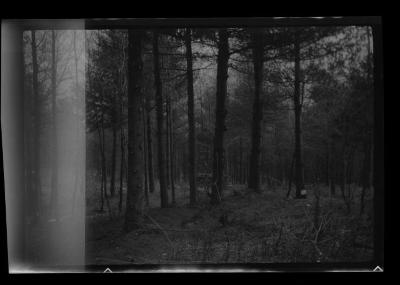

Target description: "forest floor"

left=85, top=181, right=374, bottom=265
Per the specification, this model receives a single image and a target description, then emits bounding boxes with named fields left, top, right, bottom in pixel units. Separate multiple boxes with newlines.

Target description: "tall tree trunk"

left=360, top=139, right=372, bottom=215
left=329, top=141, right=336, bottom=196
left=124, top=29, right=145, bottom=232
left=340, top=122, right=351, bottom=213
left=24, top=48, right=33, bottom=227
left=165, top=94, right=171, bottom=194
left=101, top=116, right=108, bottom=200
left=119, top=127, right=125, bottom=213
left=168, top=95, right=176, bottom=205
left=143, top=108, right=150, bottom=207
left=248, top=29, right=264, bottom=193
left=96, top=126, right=104, bottom=212
left=361, top=26, right=374, bottom=215
left=211, top=29, right=229, bottom=205
left=152, top=30, right=168, bottom=208
left=110, top=109, right=117, bottom=197
left=185, top=28, right=197, bottom=206
left=31, top=30, right=40, bottom=221
left=340, top=151, right=350, bottom=213
left=100, top=108, right=113, bottom=219
left=145, top=98, right=155, bottom=194
left=293, top=30, right=305, bottom=199
left=286, top=150, right=296, bottom=198
left=50, top=30, right=59, bottom=219
left=239, top=137, right=243, bottom=184
left=325, top=142, right=330, bottom=186
left=71, top=30, right=82, bottom=216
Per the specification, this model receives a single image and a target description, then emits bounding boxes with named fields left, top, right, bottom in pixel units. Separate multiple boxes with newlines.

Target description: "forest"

left=17, top=24, right=375, bottom=267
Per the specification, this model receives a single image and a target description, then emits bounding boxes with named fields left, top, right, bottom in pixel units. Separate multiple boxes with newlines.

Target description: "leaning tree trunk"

left=185, top=28, right=197, bottom=205
left=211, top=29, right=229, bottom=205
left=124, top=29, right=145, bottom=232
left=293, top=30, right=305, bottom=199
left=152, top=30, right=168, bottom=208
left=50, top=30, right=59, bottom=219
left=248, top=29, right=264, bottom=193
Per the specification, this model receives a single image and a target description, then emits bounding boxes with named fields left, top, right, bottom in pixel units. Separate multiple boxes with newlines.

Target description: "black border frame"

left=0, top=16, right=384, bottom=273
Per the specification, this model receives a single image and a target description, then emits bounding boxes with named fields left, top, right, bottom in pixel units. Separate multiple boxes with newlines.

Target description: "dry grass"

left=86, top=178, right=374, bottom=265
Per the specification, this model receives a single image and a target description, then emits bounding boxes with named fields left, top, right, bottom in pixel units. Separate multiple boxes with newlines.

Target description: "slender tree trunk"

left=239, top=137, right=243, bottom=184
left=248, top=29, right=264, bottom=193
left=340, top=152, right=350, bottom=212
left=101, top=117, right=108, bottom=200
left=50, top=30, right=59, bottom=219
left=185, top=28, right=197, bottom=205
left=71, top=30, right=82, bottom=216
left=293, top=30, right=305, bottom=199
left=110, top=111, right=117, bottom=197
left=24, top=50, right=33, bottom=226
left=329, top=141, right=336, bottom=196
left=31, top=30, right=40, bottom=221
left=145, top=98, right=155, bottom=193
left=346, top=148, right=355, bottom=185
left=152, top=30, right=168, bottom=208
left=360, top=141, right=371, bottom=215
left=143, top=109, right=150, bottom=207
left=97, top=125, right=105, bottom=212
left=360, top=26, right=374, bottom=215
left=325, top=142, right=330, bottom=186
left=100, top=109, right=113, bottom=219
left=124, top=29, right=145, bottom=232
left=168, top=95, right=176, bottom=205
left=286, top=150, right=295, bottom=198
left=119, top=127, right=125, bottom=213
left=211, top=29, right=229, bottom=205
left=165, top=94, right=171, bottom=193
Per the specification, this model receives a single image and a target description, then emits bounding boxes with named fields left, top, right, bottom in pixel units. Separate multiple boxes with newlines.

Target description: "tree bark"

left=360, top=140, right=371, bottom=214
left=168, top=94, right=176, bottom=205
left=360, top=26, right=374, bottom=215
left=124, top=29, right=145, bottom=231
left=119, top=127, right=125, bottom=213
left=145, top=98, right=155, bottom=194
left=239, top=137, right=243, bottom=184
left=293, top=30, right=305, bottom=199
left=97, top=124, right=105, bottom=212
left=248, top=29, right=264, bottom=193
left=286, top=150, right=295, bottom=198
left=185, top=28, right=197, bottom=205
left=165, top=93, right=171, bottom=194
left=110, top=109, right=117, bottom=197
left=325, top=142, right=330, bottom=186
left=152, top=30, right=168, bottom=208
left=329, top=140, right=336, bottom=196
left=31, top=30, right=40, bottom=220
left=143, top=108, right=150, bottom=207
left=50, top=30, right=59, bottom=219
left=211, top=29, right=229, bottom=205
